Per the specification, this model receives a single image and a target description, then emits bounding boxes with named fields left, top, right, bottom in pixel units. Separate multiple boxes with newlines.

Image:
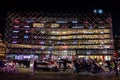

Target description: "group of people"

left=73, top=58, right=120, bottom=76
left=33, top=57, right=105, bottom=73
left=106, top=59, right=119, bottom=76
left=0, top=58, right=119, bottom=76
left=0, top=60, right=17, bottom=73
left=34, top=58, right=70, bottom=72
left=73, top=58, right=104, bottom=74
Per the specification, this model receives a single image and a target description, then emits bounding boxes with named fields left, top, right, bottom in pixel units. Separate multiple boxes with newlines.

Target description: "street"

left=0, top=68, right=120, bottom=80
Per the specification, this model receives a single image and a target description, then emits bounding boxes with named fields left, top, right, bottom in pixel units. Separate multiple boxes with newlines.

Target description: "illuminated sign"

left=33, top=23, right=44, bottom=27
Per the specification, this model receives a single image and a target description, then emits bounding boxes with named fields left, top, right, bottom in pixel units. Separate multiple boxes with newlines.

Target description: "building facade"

left=5, top=12, right=114, bottom=61
left=0, top=34, right=6, bottom=60
left=114, top=35, right=120, bottom=57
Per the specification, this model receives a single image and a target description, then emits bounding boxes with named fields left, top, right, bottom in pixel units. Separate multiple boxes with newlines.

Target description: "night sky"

left=0, top=0, right=119, bottom=38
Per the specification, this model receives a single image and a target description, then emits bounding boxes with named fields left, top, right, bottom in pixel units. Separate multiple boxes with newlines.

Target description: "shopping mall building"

left=5, top=11, right=114, bottom=61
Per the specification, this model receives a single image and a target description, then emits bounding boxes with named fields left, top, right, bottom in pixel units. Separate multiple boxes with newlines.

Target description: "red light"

left=14, top=19, right=20, bottom=23
left=62, top=45, right=68, bottom=49
left=113, top=52, right=117, bottom=57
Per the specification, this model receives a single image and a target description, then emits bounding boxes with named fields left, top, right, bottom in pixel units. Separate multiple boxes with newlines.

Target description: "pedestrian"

left=74, top=59, right=80, bottom=73
left=113, top=60, right=119, bottom=76
left=29, top=58, right=35, bottom=75
left=63, top=59, right=67, bottom=71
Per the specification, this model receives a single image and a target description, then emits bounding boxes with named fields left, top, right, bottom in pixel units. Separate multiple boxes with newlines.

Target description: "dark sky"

left=0, top=0, right=120, bottom=38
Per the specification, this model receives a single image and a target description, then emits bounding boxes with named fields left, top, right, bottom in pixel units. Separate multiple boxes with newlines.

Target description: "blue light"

left=89, top=26, right=93, bottom=29
left=24, top=35, right=29, bottom=38
left=57, top=41, right=61, bottom=44
left=72, top=20, right=78, bottom=23
left=73, top=41, right=77, bottom=44
left=98, top=9, right=103, bottom=14
left=49, top=47, right=54, bottom=50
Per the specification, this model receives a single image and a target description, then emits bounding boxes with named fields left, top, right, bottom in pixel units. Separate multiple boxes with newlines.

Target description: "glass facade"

left=5, top=12, right=114, bottom=61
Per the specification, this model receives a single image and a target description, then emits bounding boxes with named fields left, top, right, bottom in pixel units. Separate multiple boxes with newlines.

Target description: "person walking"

left=29, top=58, right=35, bottom=75
left=113, top=59, right=119, bottom=76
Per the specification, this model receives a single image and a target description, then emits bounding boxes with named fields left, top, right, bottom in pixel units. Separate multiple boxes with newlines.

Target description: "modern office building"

left=114, top=35, right=120, bottom=57
left=5, top=12, right=114, bottom=61
left=0, top=34, right=6, bottom=59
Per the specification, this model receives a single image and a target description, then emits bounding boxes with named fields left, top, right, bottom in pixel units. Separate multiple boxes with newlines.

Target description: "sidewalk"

left=17, top=67, right=119, bottom=76
left=0, top=68, right=120, bottom=80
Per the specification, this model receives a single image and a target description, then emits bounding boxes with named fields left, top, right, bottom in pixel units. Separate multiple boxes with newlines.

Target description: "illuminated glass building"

left=5, top=12, right=114, bottom=61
